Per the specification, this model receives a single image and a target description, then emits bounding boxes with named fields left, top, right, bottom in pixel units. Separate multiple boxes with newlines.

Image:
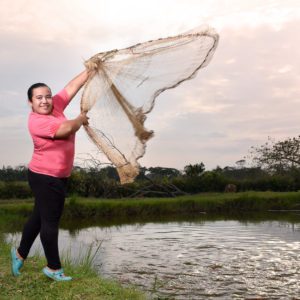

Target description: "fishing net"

left=81, top=26, right=219, bottom=184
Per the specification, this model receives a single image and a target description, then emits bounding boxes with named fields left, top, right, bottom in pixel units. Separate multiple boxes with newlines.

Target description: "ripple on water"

left=6, top=219, right=300, bottom=299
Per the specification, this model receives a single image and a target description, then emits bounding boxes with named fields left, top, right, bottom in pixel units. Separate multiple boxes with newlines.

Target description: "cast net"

left=81, top=26, right=219, bottom=184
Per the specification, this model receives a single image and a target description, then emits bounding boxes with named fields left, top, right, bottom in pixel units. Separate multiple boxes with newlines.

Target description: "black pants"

left=18, top=170, right=67, bottom=270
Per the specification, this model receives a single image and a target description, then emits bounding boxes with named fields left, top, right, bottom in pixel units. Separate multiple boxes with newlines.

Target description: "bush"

left=237, top=175, right=296, bottom=192
left=0, top=181, right=32, bottom=199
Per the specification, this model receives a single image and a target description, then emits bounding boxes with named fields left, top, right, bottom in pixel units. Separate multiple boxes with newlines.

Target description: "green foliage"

left=2, top=163, right=300, bottom=200
left=237, top=175, right=296, bottom=192
left=221, top=166, right=266, bottom=180
left=0, top=181, right=32, bottom=199
left=3, top=192, right=300, bottom=225
left=71, top=191, right=300, bottom=220
left=0, top=165, right=28, bottom=181
left=146, top=167, right=181, bottom=179
left=200, top=171, right=227, bottom=192
left=184, top=162, right=205, bottom=177
left=249, top=136, right=300, bottom=173
left=68, top=167, right=121, bottom=198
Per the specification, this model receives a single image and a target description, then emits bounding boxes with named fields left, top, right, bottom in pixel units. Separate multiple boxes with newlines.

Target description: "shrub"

left=0, top=181, right=32, bottom=199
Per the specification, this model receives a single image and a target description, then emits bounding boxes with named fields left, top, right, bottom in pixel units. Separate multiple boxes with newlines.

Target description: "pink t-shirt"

left=28, top=89, right=75, bottom=178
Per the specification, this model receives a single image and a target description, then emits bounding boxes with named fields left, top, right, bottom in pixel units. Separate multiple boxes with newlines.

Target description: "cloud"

left=0, top=1, right=299, bottom=170
left=141, top=19, right=300, bottom=169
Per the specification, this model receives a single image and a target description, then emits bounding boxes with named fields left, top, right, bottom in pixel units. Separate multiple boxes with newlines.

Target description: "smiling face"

left=28, top=86, right=53, bottom=115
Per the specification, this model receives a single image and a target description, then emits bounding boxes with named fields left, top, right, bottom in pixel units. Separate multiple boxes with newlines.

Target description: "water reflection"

left=6, top=215, right=300, bottom=299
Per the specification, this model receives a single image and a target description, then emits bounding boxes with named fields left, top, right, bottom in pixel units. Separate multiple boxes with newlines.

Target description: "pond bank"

left=0, top=206, right=146, bottom=299
left=1, top=191, right=300, bottom=299
left=1, top=191, right=300, bottom=222
left=3, top=210, right=300, bottom=299
left=0, top=236, right=145, bottom=299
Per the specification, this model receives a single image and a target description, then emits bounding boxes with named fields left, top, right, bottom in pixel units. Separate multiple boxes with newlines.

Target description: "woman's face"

left=29, top=86, right=53, bottom=115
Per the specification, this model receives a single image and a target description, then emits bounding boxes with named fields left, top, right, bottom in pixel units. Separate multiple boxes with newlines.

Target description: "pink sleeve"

left=52, top=89, right=70, bottom=112
left=29, top=114, right=63, bottom=139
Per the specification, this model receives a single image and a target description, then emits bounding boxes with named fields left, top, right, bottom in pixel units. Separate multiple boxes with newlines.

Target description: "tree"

left=0, top=165, right=28, bottom=181
left=235, top=159, right=246, bottom=169
left=184, top=162, right=205, bottom=177
left=249, top=136, right=300, bottom=173
left=146, top=167, right=181, bottom=179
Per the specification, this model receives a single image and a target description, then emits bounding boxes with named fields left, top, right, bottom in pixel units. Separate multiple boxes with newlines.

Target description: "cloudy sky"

left=0, top=0, right=300, bottom=171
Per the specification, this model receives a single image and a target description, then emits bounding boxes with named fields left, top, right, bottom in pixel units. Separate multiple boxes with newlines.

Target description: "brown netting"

left=81, top=26, right=219, bottom=184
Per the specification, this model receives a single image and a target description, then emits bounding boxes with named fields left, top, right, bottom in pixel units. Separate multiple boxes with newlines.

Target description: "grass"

left=0, top=241, right=146, bottom=300
left=59, top=191, right=300, bottom=221
left=2, top=191, right=300, bottom=234
left=1, top=191, right=300, bottom=223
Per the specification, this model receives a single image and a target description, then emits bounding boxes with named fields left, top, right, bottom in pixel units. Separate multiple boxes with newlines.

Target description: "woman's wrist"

left=76, top=114, right=84, bottom=126
left=76, top=112, right=89, bottom=126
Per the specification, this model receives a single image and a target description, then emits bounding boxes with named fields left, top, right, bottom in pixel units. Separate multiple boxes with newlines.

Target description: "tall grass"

left=63, top=191, right=300, bottom=221
left=61, top=240, right=103, bottom=275
left=2, top=192, right=300, bottom=224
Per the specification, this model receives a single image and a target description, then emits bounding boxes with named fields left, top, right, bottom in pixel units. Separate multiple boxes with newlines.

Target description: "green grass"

left=0, top=241, right=146, bottom=300
left=2, top=191, right=300, bottom=232
left=1, top=191, right=300, bottom=222
left=63, top=191, right=300, bottom=221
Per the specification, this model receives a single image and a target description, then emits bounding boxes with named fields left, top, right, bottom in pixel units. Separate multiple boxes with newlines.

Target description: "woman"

left=11, top=69, right=92, bottom=281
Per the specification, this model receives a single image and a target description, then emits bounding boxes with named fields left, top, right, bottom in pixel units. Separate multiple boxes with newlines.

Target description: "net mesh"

left=81, top=26, right=219, bottom=184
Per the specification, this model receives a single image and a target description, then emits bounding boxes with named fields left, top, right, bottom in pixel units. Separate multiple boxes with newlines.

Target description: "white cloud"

left=0, top=1, right=300, bottom=170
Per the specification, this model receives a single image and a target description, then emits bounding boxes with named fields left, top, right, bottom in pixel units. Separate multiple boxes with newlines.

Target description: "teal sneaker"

left=11, top=247, right=24, bottom=276
left=42, top=267, right=72, bottom=281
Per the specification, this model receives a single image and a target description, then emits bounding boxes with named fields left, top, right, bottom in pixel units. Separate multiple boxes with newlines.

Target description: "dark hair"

left=27, top=83, right=51, bottom=101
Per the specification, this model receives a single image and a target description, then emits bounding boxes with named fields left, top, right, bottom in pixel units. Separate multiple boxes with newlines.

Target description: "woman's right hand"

left=79, top=112, right=89, bottom=126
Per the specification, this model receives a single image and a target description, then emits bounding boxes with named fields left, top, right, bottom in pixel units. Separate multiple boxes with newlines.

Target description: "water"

left=6, top=216, right=300, bottom=299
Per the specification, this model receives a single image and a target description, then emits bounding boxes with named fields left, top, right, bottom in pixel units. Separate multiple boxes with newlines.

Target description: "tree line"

left=1, top=135, right=300, bottom=199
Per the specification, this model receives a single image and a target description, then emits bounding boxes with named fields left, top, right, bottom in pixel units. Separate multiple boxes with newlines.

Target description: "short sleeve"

left=52, top=89, right=70, bottom=112
left=28, top=113, right=64, bottom=139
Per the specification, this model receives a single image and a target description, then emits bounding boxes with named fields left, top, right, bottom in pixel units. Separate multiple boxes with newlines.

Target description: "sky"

left=0, top=0, right=300, bottom=171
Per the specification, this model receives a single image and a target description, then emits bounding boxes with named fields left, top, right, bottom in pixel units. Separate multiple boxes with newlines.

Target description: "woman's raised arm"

left=64, top=69, right=93, bottom=101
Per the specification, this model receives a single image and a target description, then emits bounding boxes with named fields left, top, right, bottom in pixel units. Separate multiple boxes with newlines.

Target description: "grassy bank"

left=1, top=191, right=300, bottom=222
left=0, top=202, right=147, bottom=299
left=67, top=191, right=300, bottom=217
left=0, top=240, right=146, bottom=299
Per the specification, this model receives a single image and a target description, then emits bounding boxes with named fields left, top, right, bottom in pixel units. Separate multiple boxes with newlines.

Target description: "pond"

left=6, top=213, right=300, bottom=299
